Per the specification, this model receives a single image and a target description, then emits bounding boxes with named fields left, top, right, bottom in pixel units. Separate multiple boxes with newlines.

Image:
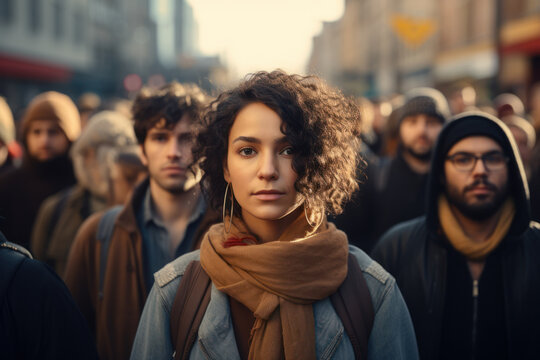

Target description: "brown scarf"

left=199, top=213, right=348, bottom=360
left=438, top=195, right=515, bottom=260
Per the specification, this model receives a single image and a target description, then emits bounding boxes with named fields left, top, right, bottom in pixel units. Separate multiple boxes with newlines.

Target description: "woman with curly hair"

left=130, top=71, right=418, bottom=360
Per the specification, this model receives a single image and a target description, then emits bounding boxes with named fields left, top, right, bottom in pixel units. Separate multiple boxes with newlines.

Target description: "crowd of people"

left=1, top=70, right=540, bottom=360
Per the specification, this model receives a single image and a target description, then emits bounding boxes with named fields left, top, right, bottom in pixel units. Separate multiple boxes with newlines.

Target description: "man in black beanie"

left=334, top=87, right=450, bottom=252
left=372, top=112, right=540, bottom=359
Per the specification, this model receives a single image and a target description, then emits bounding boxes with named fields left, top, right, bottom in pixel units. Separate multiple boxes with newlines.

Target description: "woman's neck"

left=241, top=206, right=304, bottom=243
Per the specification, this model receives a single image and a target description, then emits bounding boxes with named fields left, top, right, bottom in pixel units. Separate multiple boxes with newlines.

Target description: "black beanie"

left=399, top=87, right=450, bottom=124
left=439, top=112, right=510, bottom=157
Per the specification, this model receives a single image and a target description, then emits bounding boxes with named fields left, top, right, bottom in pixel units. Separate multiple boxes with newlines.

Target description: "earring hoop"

left=304, top=202, right=320, bottom=228
left=223, top=183, right=234, bottom=233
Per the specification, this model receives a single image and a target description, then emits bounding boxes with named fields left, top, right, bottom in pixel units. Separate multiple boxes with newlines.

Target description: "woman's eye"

left=239, top=148, right=255, bottom=156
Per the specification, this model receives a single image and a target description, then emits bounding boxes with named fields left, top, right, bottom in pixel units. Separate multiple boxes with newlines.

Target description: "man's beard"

left=445, top=178, right=509, bottom=221
left=402, top=143, right=432, bottom=162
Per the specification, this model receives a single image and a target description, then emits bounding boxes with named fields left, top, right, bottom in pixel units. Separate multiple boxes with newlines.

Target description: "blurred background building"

left=2, top=0, right=540, bottom=121
left=0, top=0, right=225, bottom=118
left=308, top=0, right=540, bottom=108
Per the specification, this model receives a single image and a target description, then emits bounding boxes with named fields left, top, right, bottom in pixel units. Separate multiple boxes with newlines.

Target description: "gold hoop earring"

left=304, top=203, right=318, bottom=228
left=223, top=183, right=234, bottom=233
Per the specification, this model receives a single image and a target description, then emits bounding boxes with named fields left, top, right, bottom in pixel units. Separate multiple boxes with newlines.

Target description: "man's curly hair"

left=194, top=70, right=362, bottom=218
left=132, top=82, right=210, bottom=144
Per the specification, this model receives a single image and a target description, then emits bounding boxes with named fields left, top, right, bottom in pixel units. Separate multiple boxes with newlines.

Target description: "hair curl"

left=132, top=82, right=210, bottom=144
left=194, top=70, right=362, bottom=217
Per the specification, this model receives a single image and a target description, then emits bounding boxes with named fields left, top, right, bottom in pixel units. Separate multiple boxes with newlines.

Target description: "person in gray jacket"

left=131, top=71, right=418, bottom=360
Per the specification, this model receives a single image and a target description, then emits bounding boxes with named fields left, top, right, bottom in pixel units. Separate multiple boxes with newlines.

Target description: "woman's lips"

left=253, top=190, right=284, bottom=201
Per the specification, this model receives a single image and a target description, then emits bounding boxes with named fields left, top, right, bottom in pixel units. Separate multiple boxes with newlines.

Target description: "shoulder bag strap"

left=330, top=253, right=375, bottom=360
left=170, top=260, right=212, bottom=360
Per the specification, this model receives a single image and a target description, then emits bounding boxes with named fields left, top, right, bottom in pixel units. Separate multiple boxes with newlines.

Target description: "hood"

left=70, top=110, right=137, bottom=197
left=425, top=111, right=530, bottom=237
left=21, top=91, right=81, bottom=145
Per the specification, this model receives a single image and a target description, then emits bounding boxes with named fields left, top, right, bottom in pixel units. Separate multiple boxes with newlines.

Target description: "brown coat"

left=63, top=180, right=219, bottom=360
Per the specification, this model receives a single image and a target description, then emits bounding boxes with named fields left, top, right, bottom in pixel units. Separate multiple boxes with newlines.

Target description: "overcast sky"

left=187, top=0, right=345, bottom=78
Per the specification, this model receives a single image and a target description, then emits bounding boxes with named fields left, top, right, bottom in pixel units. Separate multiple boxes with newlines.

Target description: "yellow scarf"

left=199, top=213, right=348, bottom=360
left=438, top=195, right=515, bottom=260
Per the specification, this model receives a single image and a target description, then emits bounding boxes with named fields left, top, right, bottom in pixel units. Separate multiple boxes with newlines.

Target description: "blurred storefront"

left=499, top=4, right=540, bottom=104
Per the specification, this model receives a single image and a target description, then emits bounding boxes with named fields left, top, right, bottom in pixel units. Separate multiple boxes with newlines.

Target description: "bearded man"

left=372, top=112, right=540, bottom=359
left=334, top=88, right=450, bottom=252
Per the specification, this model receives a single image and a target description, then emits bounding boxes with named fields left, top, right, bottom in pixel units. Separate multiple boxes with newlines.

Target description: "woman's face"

left=224, top=102, right=301, bottom=225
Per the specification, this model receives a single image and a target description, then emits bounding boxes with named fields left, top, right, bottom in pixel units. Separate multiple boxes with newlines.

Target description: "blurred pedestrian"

left=0, top=231, right=99, bottom=360
left=64, top=82, right=220, bottom=360
left=0, top=91, right=80, bottom=248
left=334, top=87, right=449, bottom=252
left=449, top=84, right=477, bottom=115
left=500, top=114, right=536, bottom=178
left=493, top=92, right=525, bottom=119
left=77, top=92, right=101, bottom=129
left=372, top=112, right=540, bottom=359
left=0, top=96, right=21, bottom=175
left=31, top=110, right=138, bottom=274
left=130, top=71, right=418, bottom=360
left=106, top=150, right=147, bottom=206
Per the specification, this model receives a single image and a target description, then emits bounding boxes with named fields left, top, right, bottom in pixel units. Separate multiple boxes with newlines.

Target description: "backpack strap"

left=170, top=260, right=212, bottom=360
left=97, top=206, right=122, bottom=300
left=0, top=236, right=32, bottom=305
left=330, top=253, right=375, bottom=360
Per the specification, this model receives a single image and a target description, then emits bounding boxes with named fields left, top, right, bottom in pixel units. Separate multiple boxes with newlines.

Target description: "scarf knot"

left=200, top=213, right=348, bottom=360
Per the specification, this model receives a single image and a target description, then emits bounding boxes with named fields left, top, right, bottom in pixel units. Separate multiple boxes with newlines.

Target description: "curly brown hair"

left=131, top=82, right=210, bottom=144
left=194, top=70, right=362, bottom=217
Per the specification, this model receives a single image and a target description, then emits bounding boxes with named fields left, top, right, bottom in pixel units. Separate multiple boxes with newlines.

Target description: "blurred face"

left=399, top=114, right=442, bottom=161
left=224, top=102, right=301, bottom=226
left=26, top=119, right=69, bottom=161
left=109, top=163, right=147, bottom=205
left=140, top=115, right=197, bottom=194
left=508, top=126, right=531, bottom=167
left=444, top=136, right=509, bottom=221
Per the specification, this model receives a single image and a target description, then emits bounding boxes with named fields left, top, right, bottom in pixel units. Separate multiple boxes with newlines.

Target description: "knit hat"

left=399, top=87, right=450, bottom=124
left=21, top=91, right=81, bottom=143
left=438, top=111, right=511, bottom=157
left=0, top=96, right=15, bottom=146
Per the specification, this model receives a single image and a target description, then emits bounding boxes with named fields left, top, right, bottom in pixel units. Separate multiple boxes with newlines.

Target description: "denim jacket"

left=130, top=245, right=419, bottom=360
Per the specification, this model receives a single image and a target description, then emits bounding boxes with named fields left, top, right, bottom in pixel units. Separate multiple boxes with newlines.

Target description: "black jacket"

left=0, top=154, right=76, bottom=249
left=372, top=114, right=540, bottom=359
left=333, top=151, right=428, bottom=253
left=0, top=232, right=98, bottom=360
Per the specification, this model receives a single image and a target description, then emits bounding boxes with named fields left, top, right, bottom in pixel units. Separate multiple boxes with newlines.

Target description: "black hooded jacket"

left=372, top=113, right=540, bottom=359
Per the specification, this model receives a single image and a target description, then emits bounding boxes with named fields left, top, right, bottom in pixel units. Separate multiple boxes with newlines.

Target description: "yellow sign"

left=391, top=15, right=437, bottom=47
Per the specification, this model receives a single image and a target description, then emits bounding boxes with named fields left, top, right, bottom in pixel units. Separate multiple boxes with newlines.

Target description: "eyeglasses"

left=446, top=151, right=508, bottom=172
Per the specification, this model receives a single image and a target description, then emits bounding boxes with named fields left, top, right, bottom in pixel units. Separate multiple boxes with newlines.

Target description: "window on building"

left=74, top=10, right=85, bottom=44
left=0, top=0, right=14, bottom=25
left=29, top=0, right=41, bottom=33
left=54, top=0, right=64, bottom=39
